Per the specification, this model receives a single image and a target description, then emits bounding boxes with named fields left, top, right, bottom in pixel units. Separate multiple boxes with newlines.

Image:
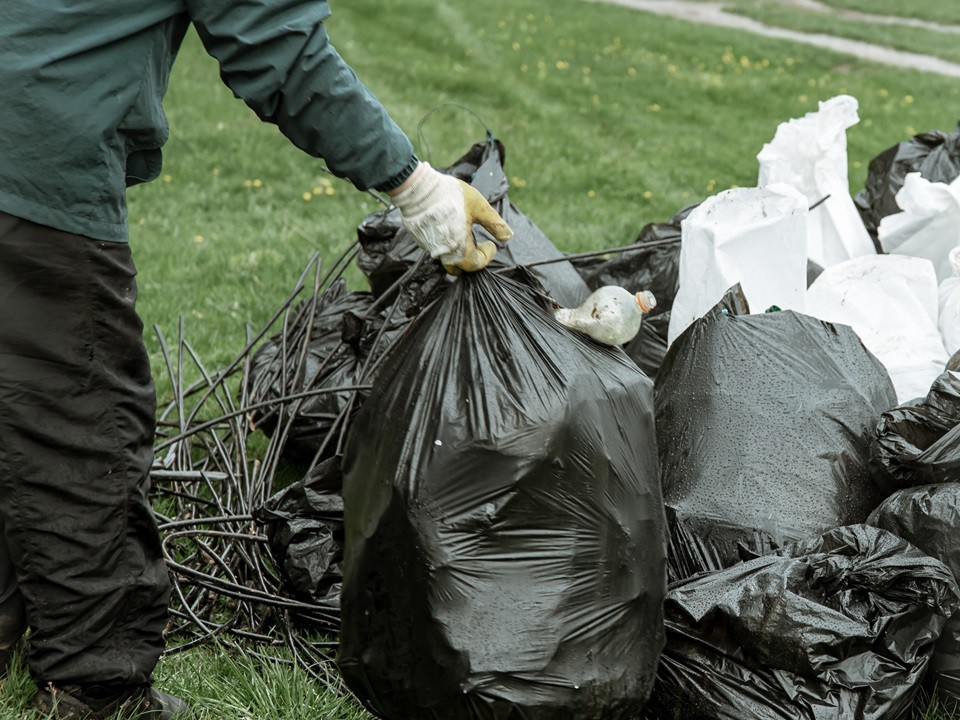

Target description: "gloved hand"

left=389, top=162, right=513, bottom=274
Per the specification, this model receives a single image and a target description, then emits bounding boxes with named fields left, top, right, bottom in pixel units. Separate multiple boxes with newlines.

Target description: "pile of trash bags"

left=241, top=104, right=960, bottom=719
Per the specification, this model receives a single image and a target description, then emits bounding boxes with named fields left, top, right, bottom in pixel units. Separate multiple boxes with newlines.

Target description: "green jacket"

left=0, top=1, right=417, bottom=242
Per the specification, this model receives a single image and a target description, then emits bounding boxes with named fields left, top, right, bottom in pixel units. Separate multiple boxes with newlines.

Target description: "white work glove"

left=390, top=162, right=513, bottom=274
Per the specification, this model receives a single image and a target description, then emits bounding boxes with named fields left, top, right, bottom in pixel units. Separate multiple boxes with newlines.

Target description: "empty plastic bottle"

left=555, top=286, right=657, bottom=346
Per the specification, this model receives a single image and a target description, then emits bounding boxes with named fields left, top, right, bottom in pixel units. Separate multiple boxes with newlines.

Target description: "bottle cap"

left=636, top=291, right=657, bottom=313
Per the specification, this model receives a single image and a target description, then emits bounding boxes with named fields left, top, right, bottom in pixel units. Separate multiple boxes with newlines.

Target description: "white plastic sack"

left=941, top=247, right=960, bottom=355
left=806, top=254, right=949, bottom=403
left=879, top=173, right=960, bottom=282
left=667, top=184, right=808, bottom=346
left=757, top=95, right=875, bottom=269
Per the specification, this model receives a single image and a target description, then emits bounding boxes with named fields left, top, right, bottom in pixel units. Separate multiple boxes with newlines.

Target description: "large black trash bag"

left=869, top=484, right=960, bottom=709
left=338, top=269, right=667, bottom=720
left=876, top=370, right=960, bottom=486
left=255, top=457, right=344, bottom=610
left=572, top=205, right=695, bottom=380
left=643, top=524, right=960, bottom=720
left=854, top=121, right=960, bottom=242
left=357, top=138, right=590, bottom=307
left=656, top=286, right=898, bottom=583
left=246, top=280, right=408, bottom=462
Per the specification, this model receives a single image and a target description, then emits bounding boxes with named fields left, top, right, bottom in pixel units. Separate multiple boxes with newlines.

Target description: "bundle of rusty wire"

left=148, top=243, right=416, bottom=687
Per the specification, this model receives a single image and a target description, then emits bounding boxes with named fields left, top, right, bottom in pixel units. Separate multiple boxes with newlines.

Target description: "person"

left=0, top=1, right=513, bottom=718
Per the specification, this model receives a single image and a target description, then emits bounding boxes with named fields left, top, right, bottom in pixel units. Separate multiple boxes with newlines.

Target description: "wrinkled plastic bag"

left=757, top=94, right=875, bottom=268
left=869, top=484, right=960, bottom=708
left=572, top=205, right=693, bottom=379
left=667, top=185, right=808, bottom=346
left=855, top=121, right=960, bottom=241
left=940, top=247, right=960, bottom=354
left=643, top=524, right=960, bottom=720
left=357, top=138, right=590, bottom=307
left=806, top=254, right=949, bottom=403
left=875, top=370, right=960, bottom=487
left=339, top=270, right=666, bottom=720
left=657, top=286, right=897, bottom=582
left=255, top=457, right=344, bottom=609
left=879, top=173, right=960, bottom=282
left=246, top=280, right=407, bottom=462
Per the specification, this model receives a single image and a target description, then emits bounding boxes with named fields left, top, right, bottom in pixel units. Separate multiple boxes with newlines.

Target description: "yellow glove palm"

left=390, top=163, right=513, bottom=274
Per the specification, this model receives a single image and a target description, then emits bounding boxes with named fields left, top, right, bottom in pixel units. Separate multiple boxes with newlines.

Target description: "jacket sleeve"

left=186, top=0, right=417, bottom=191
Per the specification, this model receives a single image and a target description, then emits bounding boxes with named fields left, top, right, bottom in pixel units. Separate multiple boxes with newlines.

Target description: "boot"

left=33, top=683, right=189, bottom=719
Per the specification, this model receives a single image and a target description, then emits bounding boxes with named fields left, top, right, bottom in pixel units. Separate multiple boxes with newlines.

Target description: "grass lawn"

left=816, top=0, right=960, bottom=25
left=723, top=0, right=960, bottom=65
left=4, top=0, right=960, bottom=717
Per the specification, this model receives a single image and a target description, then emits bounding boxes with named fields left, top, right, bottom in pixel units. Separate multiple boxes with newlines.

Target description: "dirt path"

left=592, top=0, right=960, bottom=78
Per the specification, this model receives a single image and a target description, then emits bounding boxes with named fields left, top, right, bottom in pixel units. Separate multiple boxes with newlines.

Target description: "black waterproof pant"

left=0, top=212, right=169, bottom=686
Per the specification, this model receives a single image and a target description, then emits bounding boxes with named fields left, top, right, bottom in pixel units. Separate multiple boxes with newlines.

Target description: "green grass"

left=724, top=0, right=960, bottom=65
left=14, top=0, right=957, bottom=717
left=816, top=0, right=960, bottom=25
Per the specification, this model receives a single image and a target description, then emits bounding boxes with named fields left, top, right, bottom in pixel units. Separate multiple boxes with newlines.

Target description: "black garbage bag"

left=255, top=457, right=344, bottom=610
left=339, top=269, right=667, bottom=720
left=869, top=484, right=960, bottom=709
left=246, top=280, right=408, bottom=462
left=876, top=370, right=960, bottom=486
left=571, top=205, right=694, bottom=380
left=854, top=122, right=960, bottom=242
left=656, top=286, right=898, bottom=583
left=643, top=524, right=960, bottom=720
left=357, top=138, right=590, bottom=307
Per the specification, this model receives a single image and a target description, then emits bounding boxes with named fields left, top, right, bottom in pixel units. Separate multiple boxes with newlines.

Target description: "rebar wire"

left=152, top=244, right=421, bottom=689
left=415, top=102, right=493, bottom=167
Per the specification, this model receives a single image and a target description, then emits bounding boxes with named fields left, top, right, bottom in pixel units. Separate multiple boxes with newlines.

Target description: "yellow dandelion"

left=707, top=179, right=717, bottom=192
left=739, top=56, right=749, bottom=68
left=325, top=187, right=335, bottom=196
left=668, top=64, right=678, bottom=74
left=588, top=190, right=597, bottom=198
left=582, top=66, right=591, bottom=75
left=907, top=126, right=917, bottom=136
left=903, top=95, right=914, bottom=104
left=556, top=60, right=569, bottom=70
left=194, top=235, right=204, bottom=243
left=648, top=103, right=661, bottom=112
left=253, top=178, right=262, bottom=188
left=302, top=192, right=313, bottom=201
left=321, top=178, right=332, bottom=188
left=520, top=64, right=529, bottom=73
left=212, top=168, right=220, bottom=176
left=642, top=191, right=653, bottom=200
left=853, top=161, right=862, bottom=169
left=627, top=67, right=637, bottom=76
left=163, top=174, right=172, bottom=183
left=799, top=95, right=808, bottom=103
left=243, top=179, right=253, bottom=188
left=785, top=57, right=795, bottom=66
left=512, top=42, right=521, bottom=51
left=510, top=176, right=527, bottom=188
left=879, top=88, right=889, bottom=97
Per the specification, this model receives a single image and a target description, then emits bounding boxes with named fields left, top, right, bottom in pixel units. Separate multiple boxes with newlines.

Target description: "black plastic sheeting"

left=870, top=484, right=960, bottom=709
left=875, top=370, right=960, bottom=486
left=643, top=524, right=960, bottom=720
left=854, top=121, right=960, bottom=243
left=655, top=286, right=898, bottom=583
left=245, top=280, right=407, bottom=462
left=338, top=269, right=666, bottom=720
left=256, top=456, right=344, bottom=610
left=572, top=205, right=693, bottom=381
left=357, top=138, right=590, bottom=308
